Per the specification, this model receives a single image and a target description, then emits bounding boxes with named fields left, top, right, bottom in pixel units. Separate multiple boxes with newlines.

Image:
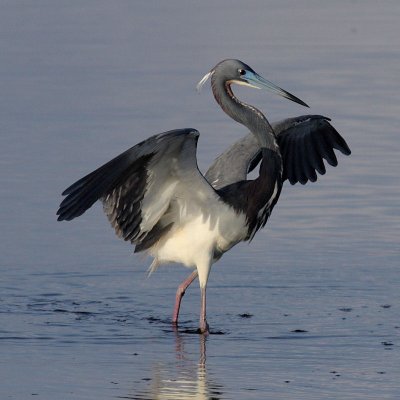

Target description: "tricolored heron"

left=57, top=59, right=350, bottom=334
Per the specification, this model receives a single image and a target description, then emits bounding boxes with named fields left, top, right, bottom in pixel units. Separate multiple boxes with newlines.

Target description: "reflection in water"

left=126, top=331, right=223, bottom=400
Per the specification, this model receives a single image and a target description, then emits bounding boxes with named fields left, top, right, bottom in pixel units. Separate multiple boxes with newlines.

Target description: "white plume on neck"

left=196, top=71, right=214, bottom=92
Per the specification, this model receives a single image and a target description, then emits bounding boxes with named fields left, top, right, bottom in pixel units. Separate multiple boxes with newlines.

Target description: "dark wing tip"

left=278, top=115, right=350, bottom=185
left=341, top=144, right=351, bottom=156
left=57, top=213, right=68, bottom=222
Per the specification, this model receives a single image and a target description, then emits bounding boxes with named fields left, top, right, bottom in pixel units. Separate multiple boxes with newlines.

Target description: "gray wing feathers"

left=57, top=145, right=149, bottom=222
left=205, top=133, right=259, bottom=190
left=57, top=128, right=215, bottom=250
left=205, top=115, right=351, bottom=188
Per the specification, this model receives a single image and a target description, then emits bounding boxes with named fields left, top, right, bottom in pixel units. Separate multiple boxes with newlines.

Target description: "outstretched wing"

left=205, top=115, right=351, bottom=188
left=57, top=128, right=218, bottom=251
left=276, top=115, right=351, bottom=184
left=204, top=132, right=260, bottom=190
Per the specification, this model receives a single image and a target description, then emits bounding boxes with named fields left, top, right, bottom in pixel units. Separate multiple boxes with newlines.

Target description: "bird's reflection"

left=173, top=326, right=207, bottom=366
left=127, top=329, right=223, bottom=400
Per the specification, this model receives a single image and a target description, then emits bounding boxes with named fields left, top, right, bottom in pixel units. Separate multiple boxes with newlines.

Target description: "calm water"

left=1, top=1, right=399, bottom=399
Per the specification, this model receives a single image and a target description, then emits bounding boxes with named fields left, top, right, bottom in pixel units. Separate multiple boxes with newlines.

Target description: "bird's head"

left=197, top=59, right=309, bottom=108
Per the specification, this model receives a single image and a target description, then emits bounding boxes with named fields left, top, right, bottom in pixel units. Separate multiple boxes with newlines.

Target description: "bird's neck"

left=211, top=79, right=279, bottom=151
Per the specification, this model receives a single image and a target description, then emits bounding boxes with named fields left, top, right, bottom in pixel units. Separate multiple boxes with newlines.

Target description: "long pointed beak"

left=243, top=71, right=309, bottom=108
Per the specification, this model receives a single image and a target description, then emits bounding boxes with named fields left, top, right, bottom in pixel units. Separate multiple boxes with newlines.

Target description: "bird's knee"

left=176, top=284, right=187, bottom=298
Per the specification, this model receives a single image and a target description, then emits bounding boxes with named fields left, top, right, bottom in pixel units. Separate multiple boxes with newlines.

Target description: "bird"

left=57, top=59, right=351, bottom=334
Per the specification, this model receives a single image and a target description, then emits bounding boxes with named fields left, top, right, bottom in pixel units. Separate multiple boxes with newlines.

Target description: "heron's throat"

left=212, top=79, right=278, bottom=151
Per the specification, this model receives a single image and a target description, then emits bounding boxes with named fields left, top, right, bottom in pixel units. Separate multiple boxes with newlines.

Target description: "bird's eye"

left=238, top=69, right=246, bottom=76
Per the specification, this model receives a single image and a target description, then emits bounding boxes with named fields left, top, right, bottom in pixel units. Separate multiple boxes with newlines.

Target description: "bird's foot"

left=198, top=320, right=209, bottom=335
left=171, top=321, right=179, bottom=334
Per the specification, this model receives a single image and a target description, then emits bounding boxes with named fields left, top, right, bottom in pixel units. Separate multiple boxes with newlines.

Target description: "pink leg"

left=172, top=270, right=198, bottom=324
left=199, top=286, right=209, bottom=334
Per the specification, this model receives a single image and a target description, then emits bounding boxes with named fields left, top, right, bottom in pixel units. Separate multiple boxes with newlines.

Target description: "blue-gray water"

left=1, top=1, right=399, bottom=399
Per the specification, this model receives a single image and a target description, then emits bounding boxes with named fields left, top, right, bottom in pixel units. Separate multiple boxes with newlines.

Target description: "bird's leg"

left=172, top=270, right=198, bottom=325
left=199, top=286, right=209, bottom=334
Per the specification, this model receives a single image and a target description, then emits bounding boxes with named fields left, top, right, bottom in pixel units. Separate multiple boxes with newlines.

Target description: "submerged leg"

left=199, top=286, right=209, bottom=334
left=172, top=270, right=198, bottom=325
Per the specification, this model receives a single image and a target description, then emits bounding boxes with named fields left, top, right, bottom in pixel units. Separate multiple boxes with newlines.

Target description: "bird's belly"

left=150, top=210, right=246, bottom=268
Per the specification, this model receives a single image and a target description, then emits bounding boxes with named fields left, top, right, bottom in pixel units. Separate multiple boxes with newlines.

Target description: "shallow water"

left=1, top=1, right=399, bottom=399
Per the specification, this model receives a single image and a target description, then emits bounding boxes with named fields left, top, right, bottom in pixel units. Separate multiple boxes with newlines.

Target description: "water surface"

left=1, top=1, right=399, bottom=399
